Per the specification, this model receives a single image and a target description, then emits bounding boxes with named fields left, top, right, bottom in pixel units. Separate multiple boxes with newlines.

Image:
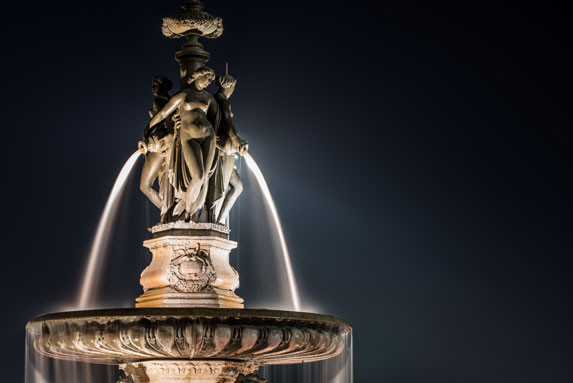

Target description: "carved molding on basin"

left=27, top=308, right=351, bottom=366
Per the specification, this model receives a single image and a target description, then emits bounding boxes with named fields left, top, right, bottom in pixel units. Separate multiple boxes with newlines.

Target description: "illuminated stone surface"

left=137, top=225, right=242, bottom=308
left=120, top=361, right=258, bottom=383
left=27, top=308, right=350, bottom=365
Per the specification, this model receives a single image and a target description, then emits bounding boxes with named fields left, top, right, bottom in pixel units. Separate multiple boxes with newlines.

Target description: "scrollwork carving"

left=161, top=1, right=223, bottom=39
left=168, top=246, right=216, bottom=292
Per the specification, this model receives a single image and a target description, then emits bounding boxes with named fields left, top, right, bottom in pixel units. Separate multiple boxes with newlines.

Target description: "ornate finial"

left=162, top=0, right=223, bottom=39
left=162, top=1, right=223, bottom=86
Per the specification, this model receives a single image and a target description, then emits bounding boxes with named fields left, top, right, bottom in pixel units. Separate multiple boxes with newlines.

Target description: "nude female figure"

left=139, top=76, right=173, bottom=209
left=145, top=66, right=220, bottom=220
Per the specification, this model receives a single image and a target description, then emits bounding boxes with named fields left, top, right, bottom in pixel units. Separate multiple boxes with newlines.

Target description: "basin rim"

left=27, top=307, right=352, bottom=334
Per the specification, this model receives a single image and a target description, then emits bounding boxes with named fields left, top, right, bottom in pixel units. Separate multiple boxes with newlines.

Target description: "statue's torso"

left=179, top=89, right=213, bottom=139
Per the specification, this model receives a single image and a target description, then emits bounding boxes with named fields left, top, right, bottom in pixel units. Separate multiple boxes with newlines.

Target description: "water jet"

left=243, top=153, right=301, bottom=312
left=78, top=151, right=142, bottom=309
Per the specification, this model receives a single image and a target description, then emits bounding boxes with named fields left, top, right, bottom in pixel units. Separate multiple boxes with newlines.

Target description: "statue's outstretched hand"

left=138, top=140, right=148, bottom=154
left=239, top=140, right=249, bottom=156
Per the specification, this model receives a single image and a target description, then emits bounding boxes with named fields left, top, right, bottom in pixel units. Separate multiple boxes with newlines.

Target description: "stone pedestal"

left=120, top=361, right=258, bottom=383
left=136, top=223, right=243, bottom=308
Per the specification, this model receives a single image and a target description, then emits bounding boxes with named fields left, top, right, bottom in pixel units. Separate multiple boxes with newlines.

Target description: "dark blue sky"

left=2, top=1, right=572, bottom=382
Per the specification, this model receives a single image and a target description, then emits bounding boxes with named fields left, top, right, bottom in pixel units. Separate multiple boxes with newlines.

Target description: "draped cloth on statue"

left=170, top=118, right=198, bottom=217
left=207, top=153, right=226, bottom=209
left=208, top=152, right=234, bottom=209
left=207, top=94, right=236, bottom=210
left=160, top=113, right=182, bottom=217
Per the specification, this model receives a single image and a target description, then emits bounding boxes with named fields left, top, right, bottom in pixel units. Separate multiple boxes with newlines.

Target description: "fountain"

left=26, top=1, right=351, bottom=382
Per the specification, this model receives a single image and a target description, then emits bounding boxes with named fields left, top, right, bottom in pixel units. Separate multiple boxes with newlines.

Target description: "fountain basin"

left=27, top=308, right=351, bottom=366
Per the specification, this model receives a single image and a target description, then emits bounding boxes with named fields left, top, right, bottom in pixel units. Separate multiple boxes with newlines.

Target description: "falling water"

left=26, top=328, right=118, bottom=383
left=243, top=153, right=301, bottom=311
left=260, top=331, right=354, bottom=383
left=25, top=328, right=352, bottom=383
left=77, top=151, right=142, bottom=309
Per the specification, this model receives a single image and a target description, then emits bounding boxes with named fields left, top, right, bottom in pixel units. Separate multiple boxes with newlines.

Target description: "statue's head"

left=188, top=66, right=215, bottom=91
left=216, top=74, right=237, bottom=99
left=151, top=76, right=173, bottom=97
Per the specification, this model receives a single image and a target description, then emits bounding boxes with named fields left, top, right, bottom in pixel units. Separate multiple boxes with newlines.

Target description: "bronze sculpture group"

left=139, top=67, right=247, bottom=224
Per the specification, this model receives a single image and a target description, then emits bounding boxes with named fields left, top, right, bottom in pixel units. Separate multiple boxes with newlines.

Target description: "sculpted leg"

left=190, top=132, right=217, bottom=215
left=140, top=152, right=163, bottom=209
left=181, top=139, right=204, bottom=218
left=217, top=169, right=243, bottom=224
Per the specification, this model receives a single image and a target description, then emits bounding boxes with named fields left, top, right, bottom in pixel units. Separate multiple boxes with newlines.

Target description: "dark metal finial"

left=182, top=0, right=205, bottom=12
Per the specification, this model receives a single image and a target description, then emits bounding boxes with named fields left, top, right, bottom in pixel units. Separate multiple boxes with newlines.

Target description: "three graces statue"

left=139, top=67, right=247, bottom=224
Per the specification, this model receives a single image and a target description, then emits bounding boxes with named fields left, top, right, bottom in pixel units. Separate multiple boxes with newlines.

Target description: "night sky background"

left=2, top=1, right=572, bottom=382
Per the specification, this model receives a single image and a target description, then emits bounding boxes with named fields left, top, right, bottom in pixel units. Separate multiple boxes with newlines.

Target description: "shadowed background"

left=2, top=0, right=572, bottom=382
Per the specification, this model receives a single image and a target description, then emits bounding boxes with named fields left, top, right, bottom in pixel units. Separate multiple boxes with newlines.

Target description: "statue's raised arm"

left=146, top=92, right=186, bottom=134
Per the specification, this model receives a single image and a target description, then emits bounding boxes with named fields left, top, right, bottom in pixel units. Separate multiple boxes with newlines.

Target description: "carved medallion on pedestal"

left=168, top=246, right=216, bottom=293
